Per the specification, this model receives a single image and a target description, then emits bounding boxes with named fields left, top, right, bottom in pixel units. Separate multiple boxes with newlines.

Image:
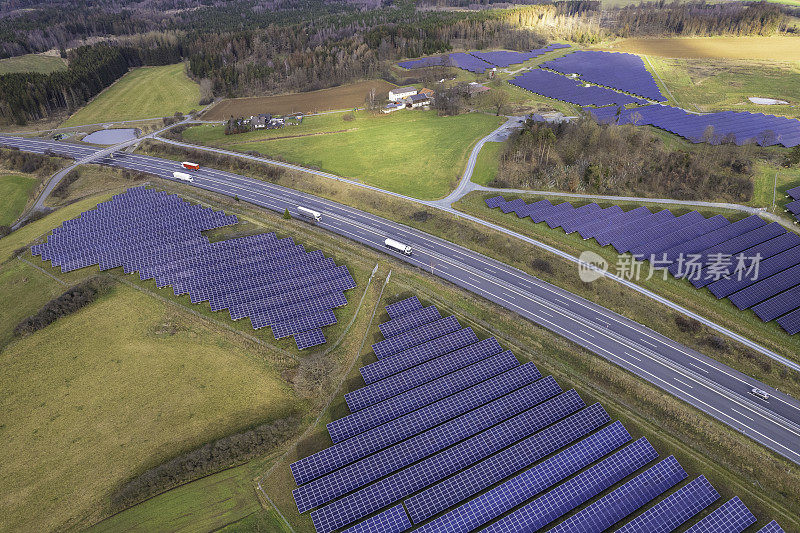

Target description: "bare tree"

left=484, top=89, right=510, bottom=116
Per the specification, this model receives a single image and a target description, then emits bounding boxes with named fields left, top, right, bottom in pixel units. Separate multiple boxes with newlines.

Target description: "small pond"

left=82, top=128, right=138, bottom=145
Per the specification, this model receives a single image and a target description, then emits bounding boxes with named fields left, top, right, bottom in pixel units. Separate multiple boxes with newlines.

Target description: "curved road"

left=2, top=133, right=800, bottom=466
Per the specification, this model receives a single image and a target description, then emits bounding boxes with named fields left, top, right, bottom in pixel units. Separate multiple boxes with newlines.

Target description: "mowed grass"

left=0, top=53, right=66, bottom=74
left=0, top=173, right=37, bottom=225
left=645, top=56, right=800, bottom=116
left=471, top=141, right=502, bottom=186
left=62, top=63, right=200, bottom=127
left=182, top=110, right=503, bottom=199
left=0, top=282, right=300, bottom=532
left=602, top=36, right=800, bottom=61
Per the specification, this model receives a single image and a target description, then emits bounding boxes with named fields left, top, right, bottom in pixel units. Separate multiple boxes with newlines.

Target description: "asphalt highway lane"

left=3, top=134, right=800, bottom=465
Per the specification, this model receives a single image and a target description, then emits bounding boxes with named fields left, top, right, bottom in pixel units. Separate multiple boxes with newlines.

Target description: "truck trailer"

left=297, top=206, right=322, bottom=222
left=384, top=238, right=412, bottom=255
left=172, top=171, right=194, bottom=182
left=182, top=161, right=200, bottom=170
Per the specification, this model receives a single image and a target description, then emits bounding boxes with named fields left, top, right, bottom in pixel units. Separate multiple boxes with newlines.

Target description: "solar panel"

left=579, top=206, right=651, bottom=241
left=785, top=199, right=800, bottom=215
left=481, top=438, right=659, bottom=533
left=542, top=51, right=666, bottom=101
left=360, top=327, right=479, bottom=384
left=758, top=520, right=787, bottom=533
left=307, top=390, right=585, bottom=530
left=684, top=497, right=756, bottom=533
left=588, top=104, right=800, bottom=148
left=379, top=305, right=441, bottom=338
left=707, top=242, right=800, bottom=298
left=413, top=426, right=637, bottom=533
left=371, top=315, right=461, bottom=359
left=290, top=363, right=545, bottom=486
left=294, top=328, right=326, bottom=350
left=777, top=307, right=800, bottom=335
left=346, top=337, right=504, bottom=411
left=560, top=205, right=623, bottom=235
left=614, top=211, right=705, bottom=254
left=547, top=455, right=687, bottom=533
left=385, top=296, right=422, bottom=319
left=509, top=69, right=647, bottom=107
left=617, top=475, right=721, bottom=533
left=728, top=264, right=800, bottom=310
left=303, top=375, right=561, bottom=531
left=632, top=215, right=729, bottom=259
left=751, top=285, right=800, bottom=322
left=594, top=209, right=674, bottom=248
left=327, top=350, right=519, bottom=443
left=484, top=195, right=507, bottom=209
left=339, top=504, right=411, bottom=533
left=545, top=202, right=599, bottom=229
left=787, top=185, right=800, bottom=200
left=405, top=403, right=611, bottom=524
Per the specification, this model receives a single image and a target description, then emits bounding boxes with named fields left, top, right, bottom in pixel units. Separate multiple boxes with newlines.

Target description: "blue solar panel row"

left=379, top=305, right=441, bottom=338
left=617, top=475, right=721, bottom=533
left=486, top=195, right=800, bottom=334
left=541, top=50, right=666, bottom=101
left=385, top=296, right=423, bottom=319
left=685, top=497, right=757, bottom=533
left=510, top=69, right=647, bottom=107
left=290, top=299, right=783, bottom=532
left=371, top=315, right=461, bottom=359
left=547, top=455, right=687, bottom=533
left=360, top=327, right=478, bottom=384
left=30, top=187, right=353, bottom=348
left=587, top=104, right=800, bottom=148
left=787, top=186, right=800, bottom=201
left=759, top=520, right=787, bottom=533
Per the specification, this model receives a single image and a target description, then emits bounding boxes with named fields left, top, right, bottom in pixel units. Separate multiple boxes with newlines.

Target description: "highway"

left=2, top=133, right=800, bottom=466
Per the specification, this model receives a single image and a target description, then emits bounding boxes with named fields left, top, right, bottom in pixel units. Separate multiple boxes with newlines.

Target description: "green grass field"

left=181, top=110, right=503, bottom=199
left=0, top=173, right=37, bottom=225
left=0, top=53, right=66, bottom=75
left=646, top=56, right=800, bottom=116
left=0, top=282, right=301, bottom=532
left=62, top=63, right=201, bottom=127
left=471, top=141, right=502, bottom=186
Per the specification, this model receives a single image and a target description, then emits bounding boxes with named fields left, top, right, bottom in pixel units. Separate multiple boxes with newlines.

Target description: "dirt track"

left=203, top=80, right=396, bottom=120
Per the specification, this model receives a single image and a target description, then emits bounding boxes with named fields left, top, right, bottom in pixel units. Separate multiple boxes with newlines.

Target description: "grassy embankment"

left=86, top=182, right=800, bottom=533
left=0, top=53, right=66, bottom=75
left=0, top=174, right=38, bottom=225
left=62, top=63, right=201, bottom=127
left=0, top=172, right=375, bottom=531
left=181, top=110, right=503, bottom=200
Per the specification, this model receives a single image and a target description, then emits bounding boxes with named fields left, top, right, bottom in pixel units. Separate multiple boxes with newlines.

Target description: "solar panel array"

left=30, top=186, right=355, bottom=349
left=509, top=69, right=647, bottom=107
left=541, top=50, right=666, bottom=101
left=398, top=43, right=570, bottom=71
left=486, top=195, right=800, bottom=334
left=786, top=186, right=800, bottom=225
left=289, top=297, right=781, bottom=532
left=587, top=104, right=800, bottom=148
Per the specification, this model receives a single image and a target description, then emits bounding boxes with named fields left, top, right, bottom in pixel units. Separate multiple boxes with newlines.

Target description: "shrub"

left=530, top=257, right=554, bottom=275
left=14, top=277, right=113, bottom=336
left=675, top=315, right=702, bottom=334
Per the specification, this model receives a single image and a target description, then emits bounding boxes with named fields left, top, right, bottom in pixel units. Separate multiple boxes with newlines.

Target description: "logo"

left=578, top=250, right=608, bottom=283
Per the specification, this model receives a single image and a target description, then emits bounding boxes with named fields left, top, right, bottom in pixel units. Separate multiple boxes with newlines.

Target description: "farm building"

left=250, top=113, right=271, bottom=129
left=419, top=87, right=435, bottom=98
left=389, top=86, right=417, bottom=102
left=382, top=102, right=405, bottom=114
left=406, top=93, right=431, bottom=108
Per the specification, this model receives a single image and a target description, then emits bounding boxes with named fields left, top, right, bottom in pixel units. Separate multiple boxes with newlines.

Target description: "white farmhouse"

left=389, top=86, right=417, bottom=102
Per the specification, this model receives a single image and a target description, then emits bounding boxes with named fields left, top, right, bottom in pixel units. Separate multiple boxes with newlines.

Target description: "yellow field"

left=601, top=36, right=800, bottom=60
left=0, top=283, right=300, bottom=532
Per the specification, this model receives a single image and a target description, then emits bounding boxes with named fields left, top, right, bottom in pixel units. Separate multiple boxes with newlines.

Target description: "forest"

left=0, top=0, right=795, bottom=123
left=492, top=119, right=755, bottom=202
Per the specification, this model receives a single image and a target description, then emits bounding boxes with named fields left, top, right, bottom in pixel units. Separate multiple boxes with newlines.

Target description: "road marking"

left=732, top=408, right=755, bottom=422
left=673, top=377, right=693, bottom=389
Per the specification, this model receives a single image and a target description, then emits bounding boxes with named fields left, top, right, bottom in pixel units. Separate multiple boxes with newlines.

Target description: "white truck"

left=172, top=171, right=194, bottom=182
left=385, top=238, right=413, bottom=256
left=297, top=206, right=322, bottom=222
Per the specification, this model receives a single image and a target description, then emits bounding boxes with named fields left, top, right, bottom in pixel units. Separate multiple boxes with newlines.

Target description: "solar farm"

left=509, top=69, right=648, bottom=107
left=289, top=296, right=784, bottom=532
left=397, top=43, right=570, bottom=72
left=486, top=195, right=800, bottom=335
left=587, top=105, right=800, bottom=148
left=29, top=186, right=355, bottom=350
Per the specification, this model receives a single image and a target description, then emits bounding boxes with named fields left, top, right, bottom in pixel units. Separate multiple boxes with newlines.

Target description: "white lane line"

left=732, top=408, right=755, bottom=422
left=640, top=338, right=659, bottom=348
left=673, top=377, right=693, bottom=389
left=624, top=352, right=642, bottom=362
left=690, top=362, right=710, bottom=374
